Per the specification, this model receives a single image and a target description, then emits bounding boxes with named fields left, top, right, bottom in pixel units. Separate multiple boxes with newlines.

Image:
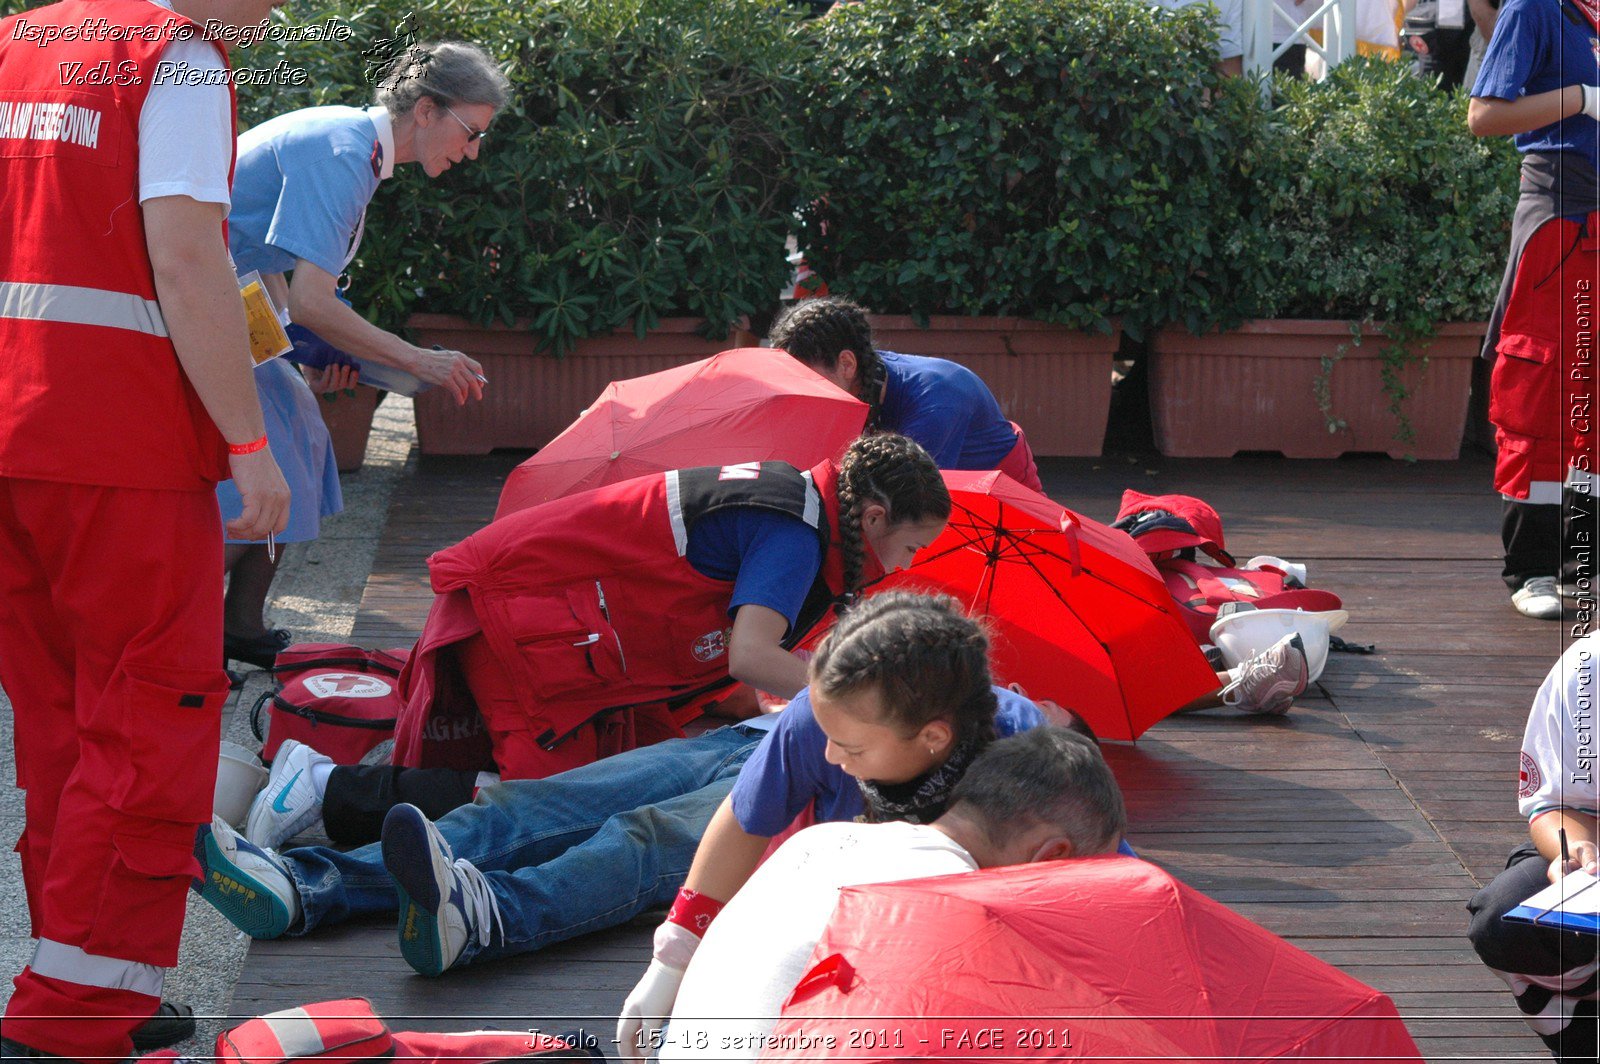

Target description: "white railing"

left=1244, top=0, right=1362, bottom=75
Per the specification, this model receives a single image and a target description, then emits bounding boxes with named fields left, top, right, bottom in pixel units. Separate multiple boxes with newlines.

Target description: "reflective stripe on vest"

left=664, top=465, right=822, bottom=559
left=800, top=469, right=820, bottom=528
left=0, top=280, right=168, bottom=338
left=30, top=938, right=164, bottom=998
left=665, top=469, right=689, bottom=556
left=258, top=1007, right=329, bottom=1055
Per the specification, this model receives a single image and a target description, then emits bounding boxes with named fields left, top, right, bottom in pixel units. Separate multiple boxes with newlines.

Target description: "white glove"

left=617, top=923, right=702, bottom=1061
left=1583, top=85, right=1600, bottom=122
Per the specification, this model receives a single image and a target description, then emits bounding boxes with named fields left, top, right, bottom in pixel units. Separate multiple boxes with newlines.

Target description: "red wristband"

left=665, top=887, right=724, bottom=936
left=227, top=435, right=269, bottom=456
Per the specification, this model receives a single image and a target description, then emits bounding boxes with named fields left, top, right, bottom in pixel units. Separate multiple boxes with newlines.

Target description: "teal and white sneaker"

left=194, top=816, right=300, bottom=939
left=246, top=739, right=332, bottom=849
left=382, top=803, right=503, bottom=977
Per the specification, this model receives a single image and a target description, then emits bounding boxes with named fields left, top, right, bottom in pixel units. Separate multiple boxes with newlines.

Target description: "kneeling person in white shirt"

left=657, top=726, right=1127, bottom=1062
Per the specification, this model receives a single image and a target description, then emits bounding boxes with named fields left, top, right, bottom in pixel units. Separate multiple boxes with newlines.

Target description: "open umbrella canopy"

left=494, top=347, right=868, bottom=519
left=872, top=470, right=1218, bottom=740
left=769, top=858, right=1422, bottom=1063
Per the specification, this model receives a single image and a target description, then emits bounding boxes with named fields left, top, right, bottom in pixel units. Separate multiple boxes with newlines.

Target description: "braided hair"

left=768, top=297, right=887, bottom=429
left=811, top=591, right=999, bottom=746
left=834, top=433, right=950, bottom=597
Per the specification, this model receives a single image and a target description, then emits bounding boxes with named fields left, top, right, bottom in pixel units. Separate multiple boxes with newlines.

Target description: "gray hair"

left=375, top=41, right=510, bottom=117
left=948, top=727, right=1127, bottom=857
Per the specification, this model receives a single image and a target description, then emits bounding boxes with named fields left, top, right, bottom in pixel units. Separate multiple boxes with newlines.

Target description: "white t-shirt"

left=1518, top=634, right=1599, bottom=821
left=137, top=0, right=231, bottom=210
left=661, top=822, right=977, bottom=1064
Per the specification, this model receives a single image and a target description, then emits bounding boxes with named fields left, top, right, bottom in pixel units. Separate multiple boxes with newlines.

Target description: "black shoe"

left=0, top=1035, right=130, bottom=1063
left=129, top=999, right=197, bottom=1050
left=223, top=627, right=291, bottom=670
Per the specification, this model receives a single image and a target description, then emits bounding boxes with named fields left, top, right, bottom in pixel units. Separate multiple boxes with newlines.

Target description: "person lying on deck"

left=191, top=594, right=1101, bottom=978
left=642, top=726, right=1127, bottom=1063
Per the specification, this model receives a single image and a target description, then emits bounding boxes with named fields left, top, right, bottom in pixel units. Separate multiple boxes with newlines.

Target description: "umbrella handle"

left=1059, top=512, right=1083, bottom=577
left=787, top=953, right=855, bottom=1005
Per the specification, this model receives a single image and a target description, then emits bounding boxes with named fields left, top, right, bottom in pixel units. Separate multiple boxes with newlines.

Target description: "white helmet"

left=1209, top=604, right=1350, bottom=683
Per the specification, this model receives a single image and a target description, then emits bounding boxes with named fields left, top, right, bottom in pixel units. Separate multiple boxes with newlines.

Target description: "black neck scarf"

left=856, top=731, right=989, bottom=825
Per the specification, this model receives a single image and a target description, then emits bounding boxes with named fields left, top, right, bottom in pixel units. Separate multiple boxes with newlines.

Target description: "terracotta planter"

left=1148, top=320, right=1487, bottom=460
left=316, top=386, right=381, bottom=473
left=865, top=315, right=1120, bottom=457
left=405, top=316, right=756, bottom=455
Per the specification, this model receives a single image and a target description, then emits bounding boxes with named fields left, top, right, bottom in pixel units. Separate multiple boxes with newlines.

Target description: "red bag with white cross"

left=250, top=644, right=410, bottom=765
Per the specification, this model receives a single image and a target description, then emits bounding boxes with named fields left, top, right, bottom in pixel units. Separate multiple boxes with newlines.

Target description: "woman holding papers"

left=220, top=41, right=500, bottom=669
left=1467, top=635, right=1598, bottom=1063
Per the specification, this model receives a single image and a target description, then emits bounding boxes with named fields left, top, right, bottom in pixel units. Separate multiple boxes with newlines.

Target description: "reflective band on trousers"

left=258, top=1007, right=329, bottom=1054
left=0, top=280, right=168, bottom=337
left=30, top=939, right=165, bottom=998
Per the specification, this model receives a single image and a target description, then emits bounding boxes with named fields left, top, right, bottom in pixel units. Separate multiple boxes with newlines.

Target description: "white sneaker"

left=195, top=816, right=301, bottom=938
left=246, top=739, right=332, bottom=849
left=1512, top=576, right=1563, bottom=620
left=1221, top=633, right=1309, bottom=716
left=382, top=803, right=503, bottom=977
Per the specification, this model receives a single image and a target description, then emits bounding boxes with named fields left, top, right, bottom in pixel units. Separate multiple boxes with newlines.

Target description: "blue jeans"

left=280, top=725, right=763, bottom=965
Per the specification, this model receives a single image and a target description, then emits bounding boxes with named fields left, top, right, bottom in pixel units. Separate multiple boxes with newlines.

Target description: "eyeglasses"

left=441, top=104, right=488, bottom=143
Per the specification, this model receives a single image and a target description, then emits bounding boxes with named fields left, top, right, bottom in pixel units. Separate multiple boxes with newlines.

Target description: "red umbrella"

left=871, top=470, right=1218, bottom=740
left=494, top=347, right=868, bottom=519
left=769, top=858, right=1423, bottom=1063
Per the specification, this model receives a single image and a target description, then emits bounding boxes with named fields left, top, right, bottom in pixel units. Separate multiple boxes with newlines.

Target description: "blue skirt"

left=218, top=358, right=344, bottom=545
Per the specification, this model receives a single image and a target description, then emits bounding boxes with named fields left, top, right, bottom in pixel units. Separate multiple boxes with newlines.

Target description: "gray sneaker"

left=1221, top=633, right=1308, bottom=715
left=382, top=803, right=503, bottom=977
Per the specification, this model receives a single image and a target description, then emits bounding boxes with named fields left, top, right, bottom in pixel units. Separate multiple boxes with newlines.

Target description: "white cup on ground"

left=214, top=741, right=269, bottom=829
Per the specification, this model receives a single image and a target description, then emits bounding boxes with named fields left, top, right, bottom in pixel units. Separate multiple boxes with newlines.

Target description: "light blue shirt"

left=229, top=105, right=395, bottom=277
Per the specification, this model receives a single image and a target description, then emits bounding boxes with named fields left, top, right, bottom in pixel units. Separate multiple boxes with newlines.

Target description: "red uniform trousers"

left=1489, top=213, right=1600, bottom=500
left=0, top=477, right=230, bottom=1059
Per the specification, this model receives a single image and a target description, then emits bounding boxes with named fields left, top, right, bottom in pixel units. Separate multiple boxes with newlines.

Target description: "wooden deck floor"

left=234, top=449, right=1571, bottom=1062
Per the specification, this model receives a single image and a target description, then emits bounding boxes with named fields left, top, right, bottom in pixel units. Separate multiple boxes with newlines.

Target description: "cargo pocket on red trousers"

left=506, top=586, right=626, bottom=701
left=84, top=831, right=196, bottom=965
left=109, top=661, right=230, bottom=825
left=1489, top=339, right=1558, bottom=437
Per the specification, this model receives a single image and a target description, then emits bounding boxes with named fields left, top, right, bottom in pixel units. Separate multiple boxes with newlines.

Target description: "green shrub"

left=1230, top=57, right=1520, bottom=438
left=240, top=0, right=815, bottom=351
left=790, top=0, right=1265, bottom=340
left=1241, top=56, right=1519, bottom=328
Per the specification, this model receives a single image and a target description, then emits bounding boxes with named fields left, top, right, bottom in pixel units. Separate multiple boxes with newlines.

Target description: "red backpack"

left=250, top=644, right=410, bottom=765
left=1112, top=491, right=1342, bottom=645
left=144, top=997, right=603, bottom=1064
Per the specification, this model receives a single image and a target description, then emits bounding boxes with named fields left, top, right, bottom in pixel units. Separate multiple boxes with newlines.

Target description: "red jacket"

left=393, top=460, right=856, bottom=775
left=0, top=0, right=233, bottom=490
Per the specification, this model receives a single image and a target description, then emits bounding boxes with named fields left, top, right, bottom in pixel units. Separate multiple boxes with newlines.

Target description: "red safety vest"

left=0, top=0, right=233, bottom=490
left=393, top=460, right=856, bottom=776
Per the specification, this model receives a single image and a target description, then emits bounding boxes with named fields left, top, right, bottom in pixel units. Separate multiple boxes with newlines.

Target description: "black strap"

left=248, top=688, right=275, bottom=743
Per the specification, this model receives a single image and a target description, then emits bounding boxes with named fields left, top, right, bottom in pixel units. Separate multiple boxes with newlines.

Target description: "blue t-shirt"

left=684, top=509, right=823, bottom=632
left=1471, top=0, right=1600, bottom=170
left=878, top=352, right=1020, bottom=470
left=230, top=105, right=390, bottom=277
left=729, top=685, right=1046, bottom=834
